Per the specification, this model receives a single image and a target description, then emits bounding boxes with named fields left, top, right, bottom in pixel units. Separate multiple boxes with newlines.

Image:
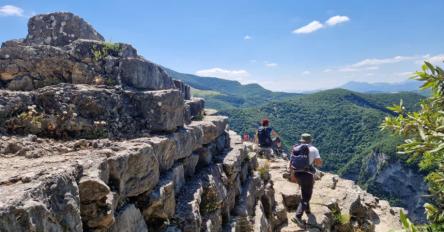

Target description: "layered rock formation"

left=0, top=12, right=405, bottom=232
left=363, top=152, right=428, bottom=223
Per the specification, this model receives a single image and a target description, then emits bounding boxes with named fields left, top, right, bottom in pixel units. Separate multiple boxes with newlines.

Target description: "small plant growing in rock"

left=258, top=160, right=270, bottom=180
left=193, top=114, right=204, bottom=121
left=200, top=184, right=222, bottom=214
left=92, top=42, right=121, bottom=62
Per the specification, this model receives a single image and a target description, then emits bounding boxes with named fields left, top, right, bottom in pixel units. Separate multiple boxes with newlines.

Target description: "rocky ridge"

left=0, top=12, right=404, bottom=232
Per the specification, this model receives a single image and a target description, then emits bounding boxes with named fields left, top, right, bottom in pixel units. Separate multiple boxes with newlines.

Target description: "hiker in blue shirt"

left=289, top=133, right=323, bottom=225
left=255, top=119, right=278, bottom=158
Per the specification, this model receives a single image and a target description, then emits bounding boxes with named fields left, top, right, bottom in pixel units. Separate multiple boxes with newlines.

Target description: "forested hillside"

left=219, top=89, right=423, bottom=172
left=166, top=69, right=298, bottom=108
left=170, top=70, right=427, bottom=220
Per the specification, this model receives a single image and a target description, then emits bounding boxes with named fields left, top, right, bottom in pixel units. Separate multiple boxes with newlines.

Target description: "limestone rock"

left=119, top=57, right=175, bottom=90
left=254, top=202, right=272, bottom=232
left=25, top=12, right=104, bottom=46
left=134, top=175, right=175, bottom=229
left=109, top=204, right=148, bottom=232
left=142, top=136, right=177, bottom=172
left=0, top=85, right=184, bottom=137
left=174, top=79, right=191, bottom=100
left=186, top=97, right=205, bottom=119
left=0, top=12, right=179, bottom=93
left=172, top=164, right=186, bottom=194
left=183, top=153, right=200, bottom=178
left=107, top=143, right=159, bottom=197
left=195, top=115, right=228, bottom=145
left=0, top=164, right=83, bottom=232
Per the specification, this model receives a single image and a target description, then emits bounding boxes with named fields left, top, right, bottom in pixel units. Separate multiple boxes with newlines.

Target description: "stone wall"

left=0, top=12, right=269, bottom=232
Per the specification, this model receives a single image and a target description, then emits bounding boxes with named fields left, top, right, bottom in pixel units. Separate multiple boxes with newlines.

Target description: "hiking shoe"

left=291, top=216, right=305, bottom=226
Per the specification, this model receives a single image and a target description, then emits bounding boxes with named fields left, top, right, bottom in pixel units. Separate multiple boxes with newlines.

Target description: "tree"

left=382, top=62, right=444, bottom=231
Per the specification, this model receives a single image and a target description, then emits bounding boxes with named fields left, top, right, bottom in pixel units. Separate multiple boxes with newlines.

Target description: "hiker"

left=255, top=119, right=278, bottom=158
left=289, top=133, right=323, bottom=225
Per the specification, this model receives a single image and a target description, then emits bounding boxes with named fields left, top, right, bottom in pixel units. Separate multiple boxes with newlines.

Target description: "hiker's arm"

left=312, top=147, right=322, bottom=167
left=313, top=158, right=323, bottom=168
left=272, top=130, right=279, bottom=137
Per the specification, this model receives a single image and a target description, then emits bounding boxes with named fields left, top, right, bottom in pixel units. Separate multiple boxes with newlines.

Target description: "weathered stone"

left=25, top=12, right=104, bottom=46
left=174, top=79, right=191, bottom=100
left=0, top=85, right=184, bottom=138
left=186, top=97, right=205, bottom=119
left=197, top=146, right=213, bottom=167
left=174, top=177, right=203, bottom=232
left=172, top=164, right=185, bottom=194
left=183, top=153, right=200, bottom=178
left=6, top=76, right=33, bottom=91
left=172, top=125, right=204, bottom=160
left=109, top=204, right=148, bottom=232
left=119, top=57, right=175, bottom=90
left=0, top=165, right=83, bottom=232
left=80, top=191, right=115, bottom=229
left=202, top=209, right=223, bottom=232
left=233, top=174, right=263, bottom=217
left=193, top=116, right=228, bottom=145
left=107, top=144, right=159, bottom=197
left=215, top=132, right=229, bottom=152
left=134, top=175, right=175, bottom=228
left=254, top=202, right=272, bottom=232
left=141, top=136, right=177, bottom=172
left=222, top=144, right=248, bottom=182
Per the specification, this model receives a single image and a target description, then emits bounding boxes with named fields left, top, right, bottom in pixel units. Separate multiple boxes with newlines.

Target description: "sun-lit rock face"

left=0, top=12, right=404, bottom=232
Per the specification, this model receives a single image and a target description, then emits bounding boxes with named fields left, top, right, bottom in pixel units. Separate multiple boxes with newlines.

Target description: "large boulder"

left=119, top=57, right=175, bottom=90
left=0, top=12, right=178, bottom=93
left=24, top=12, right=104, bottom=46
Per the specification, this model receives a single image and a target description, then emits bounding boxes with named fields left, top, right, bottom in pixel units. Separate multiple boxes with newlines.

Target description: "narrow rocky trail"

left=261, top=157, right=403, bottom=232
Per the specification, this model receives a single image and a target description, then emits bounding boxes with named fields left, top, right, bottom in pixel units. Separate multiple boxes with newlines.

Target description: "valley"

left=172, top=70, right=428, bottom=222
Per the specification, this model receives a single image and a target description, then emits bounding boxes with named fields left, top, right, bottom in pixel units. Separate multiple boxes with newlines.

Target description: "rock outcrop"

left=264, top=157, right=404, bottom=232
left=364, top=152, right=428, bottom=223
left=0, top=12, right=405, bottom=232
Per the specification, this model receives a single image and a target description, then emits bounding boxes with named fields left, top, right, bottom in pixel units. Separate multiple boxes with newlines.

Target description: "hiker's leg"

left=295, top=173, right=310, bottom=217
left=305, top=174, right=315, bottom=213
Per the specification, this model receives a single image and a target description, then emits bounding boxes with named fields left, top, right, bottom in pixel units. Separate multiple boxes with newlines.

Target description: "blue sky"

left=1, top=0, right=444, bottom=91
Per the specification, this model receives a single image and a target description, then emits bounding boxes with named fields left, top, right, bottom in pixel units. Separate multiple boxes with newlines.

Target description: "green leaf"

left=425, top=61, right=436, bottom=74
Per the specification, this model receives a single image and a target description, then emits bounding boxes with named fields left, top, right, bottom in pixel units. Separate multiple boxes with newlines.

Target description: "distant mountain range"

left=165, top=69, right=299, bottom=109
left=339, top=80, right=424, bottom=93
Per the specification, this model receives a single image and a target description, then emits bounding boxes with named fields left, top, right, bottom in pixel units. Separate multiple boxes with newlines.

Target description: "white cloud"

left=338, top=66, right=379, bottom=72
left=325, top=15, right=350, bottom=26
left=424, top=54, right=444, bottom=65
left=0, top=5, right=23, bottom=17
left=265, top=62, right=278, bottom=68
left=323, top=68, right=333, bottom=73
left=292, top=21, right=323, bottom=34
left=302, top=70, right=311, bottom=75
left=195, top=67, right=250, bottom=82
left=350, top=55, right=418, bottom=68
left=244, top=35, right=252, bottom=40
left=292, top=15, right=350, bottom=34
left=396, top=71, right=415, bottom=77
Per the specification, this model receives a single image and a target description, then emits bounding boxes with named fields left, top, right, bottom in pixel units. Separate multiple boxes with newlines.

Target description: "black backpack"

left=258, top=127, right=272, bottom=147
left=290, top=144, right=311, bottom=172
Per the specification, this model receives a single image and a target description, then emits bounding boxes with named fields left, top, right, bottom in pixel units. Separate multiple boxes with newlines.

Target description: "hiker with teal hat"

left=289, top=133, right=323, bottom=226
